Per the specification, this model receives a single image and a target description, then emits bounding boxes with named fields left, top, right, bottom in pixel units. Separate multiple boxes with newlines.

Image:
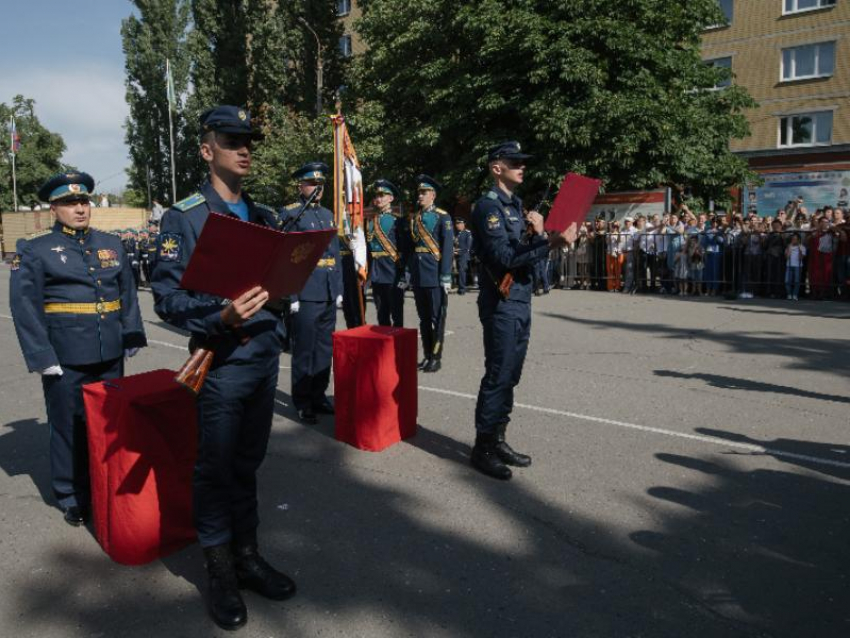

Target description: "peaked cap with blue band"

left=415, top=174, right=442, bottom=193
left=200, top=105, right=263, bottom=139
left=37, top=171, right=95, bottom=203
left=372, top=178, right=399, bottom=198
left=487, top=140, right=532, bottom=162
left=292, top=161, right=330, bottom=183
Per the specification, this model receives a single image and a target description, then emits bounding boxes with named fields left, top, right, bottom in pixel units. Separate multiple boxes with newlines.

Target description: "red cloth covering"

left=332, top=326, right=418, bottom=451
left=83, top=369, right=197, bottom=565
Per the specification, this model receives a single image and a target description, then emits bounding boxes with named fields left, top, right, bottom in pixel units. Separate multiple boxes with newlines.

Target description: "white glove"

left=290, top=301, right=300, bottom=314
left=442, top=283, right=452, bottom=294
left=336, top=295, right=344, bottom=308
left=40, top=365, right=63, bottom=376
left=125, top=348, right=139, bottom=359
left=397, top=280, right=408, bottom=290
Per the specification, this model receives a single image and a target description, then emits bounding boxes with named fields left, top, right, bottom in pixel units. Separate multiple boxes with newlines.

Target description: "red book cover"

left=545, top=173, right=602, bottom=233
left=180, top=213, right=336, bottom=299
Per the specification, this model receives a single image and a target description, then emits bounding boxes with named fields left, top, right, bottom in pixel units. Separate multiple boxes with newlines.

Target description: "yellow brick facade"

left=702, top=0, right=850, bottom=153
left=339, top=0, right=366, bottom=57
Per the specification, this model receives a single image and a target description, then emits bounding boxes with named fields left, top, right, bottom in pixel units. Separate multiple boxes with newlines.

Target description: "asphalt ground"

left=0, top=269, right=848, bottom=638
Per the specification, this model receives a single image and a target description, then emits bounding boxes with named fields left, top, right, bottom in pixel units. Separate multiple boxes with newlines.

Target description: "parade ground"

left=0, top=269, right=848, bottom=638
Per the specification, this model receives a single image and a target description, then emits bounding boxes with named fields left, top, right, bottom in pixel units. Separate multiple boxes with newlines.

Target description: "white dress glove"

left=336, top=295, right=344, bottom=308
left=442, top=283, right=452, bottom=294
left=41, top=365, right=63, bottom=376
left=125, top=348, right=139, bottom=359
left=290, top=301, right=300, bottom=313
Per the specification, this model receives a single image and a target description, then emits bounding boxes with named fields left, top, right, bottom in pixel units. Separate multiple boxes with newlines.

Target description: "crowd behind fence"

left=458, top=205, right=850, bottom=302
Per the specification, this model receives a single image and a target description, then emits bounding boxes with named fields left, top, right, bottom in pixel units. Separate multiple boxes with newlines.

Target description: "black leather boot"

left=470, top=433, right=512, bottom=480
left=233, top=541, right=297, bottom=601
left=204, top=544, right=247, bottom=631
left=495, top=424, right=532, bottom=467
left=423, top=358, right=441, bottom=373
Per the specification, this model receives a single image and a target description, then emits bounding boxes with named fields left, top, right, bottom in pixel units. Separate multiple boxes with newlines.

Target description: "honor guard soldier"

left=339, top=226, right=367, bottom=329
left=410, top=174, right=453, bottom=372
left=9, top=171, right=147, bottom=525
left=277, top=162, right=342, bottom=424
left=368, top=179, right=407, bottom=326
left=454, top=218, right=473, bottom=295
left=152, top=106, right=295, bottom=631
left=470, top=142, right=574, bottom=480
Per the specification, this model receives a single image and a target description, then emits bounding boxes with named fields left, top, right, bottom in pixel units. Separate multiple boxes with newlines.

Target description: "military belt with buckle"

left=44, top=300, right=122, bottom=314
left=340, top=249, right=352, bottom=256
left=316, top=258, right=336, bottom=268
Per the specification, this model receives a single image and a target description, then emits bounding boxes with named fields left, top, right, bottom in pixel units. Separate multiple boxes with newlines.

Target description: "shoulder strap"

left=174, top=192, right=206, bottom=212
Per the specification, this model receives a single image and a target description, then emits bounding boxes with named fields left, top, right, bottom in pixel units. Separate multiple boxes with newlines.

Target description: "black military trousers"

left=195, top=359, right=277, bottom=548
left=474, top=300, right=531, bottom=434
left=372, top=282, right=405, bottom=327
left=341, top=253, right=364, bottom=329
left=457, top=257, right=470, bottom=292
left=290, top=300, right=336, bottom=410
left=413, top=286, right=446, bottom=360
left=41, top=358, right=123, bottom=509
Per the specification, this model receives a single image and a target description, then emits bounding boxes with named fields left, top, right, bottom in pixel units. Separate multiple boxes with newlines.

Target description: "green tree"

left=351, top=0, right=756, bottom=207
left=0, top=96, right=66, bottom=211
left=121, top=0, right=193, bottom=206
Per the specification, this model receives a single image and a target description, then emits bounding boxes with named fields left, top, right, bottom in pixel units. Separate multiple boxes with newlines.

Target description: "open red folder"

left=544, top=173, right=602, bottom=233
left=180, top=212, right=337, bottom=299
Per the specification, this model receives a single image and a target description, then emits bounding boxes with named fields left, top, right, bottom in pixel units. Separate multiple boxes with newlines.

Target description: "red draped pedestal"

left=332, top=325, right=418, bottom=451
left=83, top=369, right=197, bottom=565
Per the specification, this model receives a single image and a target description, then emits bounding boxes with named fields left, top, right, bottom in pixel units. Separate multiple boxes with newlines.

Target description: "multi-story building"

left=337, top=0, right=365, bottom=59
left=702, top=0, right=850, bottom=213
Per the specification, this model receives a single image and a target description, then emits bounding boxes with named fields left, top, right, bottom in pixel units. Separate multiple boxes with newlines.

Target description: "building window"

left=779, top=111, right=834, bottom=147
left=337, top=0, right=351, bottom=16
left=783, top=0, right=836, bottom=15
left=706, top=0, right=733, bottom=28
left=781, top=42, right=836, bottom=81
left=339, top=34, right=352, bottom=58
left=706, top=57, right=732, bottom=89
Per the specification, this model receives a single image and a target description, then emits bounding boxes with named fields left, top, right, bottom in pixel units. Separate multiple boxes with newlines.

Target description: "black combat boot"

left=423, top=357, right=441, bottom=373
left=495, top=424, right=532, bottom=467
left=204, top=544, right=247, bottom=631
left=470, top=432, right=512, bottom=480
left=233, top=540, right=297, bottom=601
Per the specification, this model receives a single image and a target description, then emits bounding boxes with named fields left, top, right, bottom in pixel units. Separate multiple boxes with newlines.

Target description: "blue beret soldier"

left=409, top=174, right=453, bottom=373
left=9, top=171, right=147, bottom=525
left=277, top=161, right=342, bottom=425
left=151, top=105, right=294, bottom=631
left=470, top=141, right=575, bottom=480
left=367, top=179, right=408, bottom=327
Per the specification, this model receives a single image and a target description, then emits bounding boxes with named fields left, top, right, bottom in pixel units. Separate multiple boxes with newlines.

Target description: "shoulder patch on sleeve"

left=10, top=253, right=21, bottom=271
left=158, top=232, right=183, bottom=262
left=174, top=193, right=206, bottom=212
left=487, top=214, right=501, bottom=229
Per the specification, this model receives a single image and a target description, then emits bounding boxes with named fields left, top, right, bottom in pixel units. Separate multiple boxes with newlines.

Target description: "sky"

left=0, top=1, right=138, bottom=194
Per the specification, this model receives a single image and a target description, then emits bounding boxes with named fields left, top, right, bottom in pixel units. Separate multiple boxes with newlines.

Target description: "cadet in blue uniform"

left=470, top=142, right=575, bottom=480
left=409, top=175, right=453, bottom=373
left=278, top=162, right=342, bottom=425
left=368, top=179, right=407, bottom=326
left=9, top=171, right=146, bottom=525
left=454, top=218, right=473, bottom=295
left=152, top=106, right=295, bottom=631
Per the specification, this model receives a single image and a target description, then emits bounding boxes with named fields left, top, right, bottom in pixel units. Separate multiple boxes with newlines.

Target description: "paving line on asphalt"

left=1, top=313, right=846, bottom=470
left=419, top=386, right=850, bottom=471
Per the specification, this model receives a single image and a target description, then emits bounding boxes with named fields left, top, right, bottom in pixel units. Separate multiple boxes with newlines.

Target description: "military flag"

left=10, top=117, right=21, bottom=153
left=331, top=112, right=368, bottom=321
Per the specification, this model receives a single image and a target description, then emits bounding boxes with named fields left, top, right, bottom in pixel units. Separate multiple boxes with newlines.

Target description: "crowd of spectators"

left=533, top=202, right=849, bottom=301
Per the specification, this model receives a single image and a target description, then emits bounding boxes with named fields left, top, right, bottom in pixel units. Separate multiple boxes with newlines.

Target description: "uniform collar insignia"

left=59, top=223, right=90, bottom=237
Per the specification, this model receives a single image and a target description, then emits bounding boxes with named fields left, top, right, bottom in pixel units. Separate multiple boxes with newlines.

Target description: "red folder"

left=180, top=212, right=336, bottom=299
left=545, top=173, right=602, bottom=233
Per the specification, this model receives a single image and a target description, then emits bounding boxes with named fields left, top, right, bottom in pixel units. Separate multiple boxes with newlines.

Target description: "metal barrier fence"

left=454, top=229, right=850, bottom=301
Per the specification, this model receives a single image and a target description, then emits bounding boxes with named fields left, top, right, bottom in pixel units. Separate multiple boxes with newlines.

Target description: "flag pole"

left=10, top=116, right=18, bottom=212
left=166, top=59, right=177, bottom=204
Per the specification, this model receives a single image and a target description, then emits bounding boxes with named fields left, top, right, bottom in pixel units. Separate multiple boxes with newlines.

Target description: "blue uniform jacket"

left=368, top=212, right=408, bottom=285
left=151, top=180, right=284, bottom=366
left=457, top=229, right=473, bottom=261
left=10, top=222, right=146, bottom=371
left=408, top=206, right=454, bottom=288
left=277, top=200, right=342, bottom=302
left=471, top=187, right=549, bottom=309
